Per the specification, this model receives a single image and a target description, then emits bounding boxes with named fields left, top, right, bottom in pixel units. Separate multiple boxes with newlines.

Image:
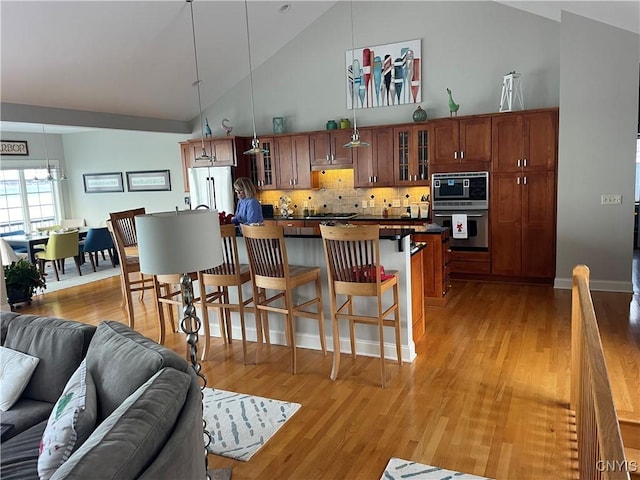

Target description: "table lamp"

left=135, top=208, right=222, bottom=478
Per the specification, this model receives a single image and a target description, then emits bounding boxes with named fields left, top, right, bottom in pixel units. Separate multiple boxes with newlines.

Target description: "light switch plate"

left=403, top=199, right=409, bottom=207
left=601, top=194, right=622, bottom=205
left=369, top=199, right=375, bottom=208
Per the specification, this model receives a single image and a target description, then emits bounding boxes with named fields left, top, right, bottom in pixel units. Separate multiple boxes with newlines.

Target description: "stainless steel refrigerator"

left=187, top=166, right=235, bottom=215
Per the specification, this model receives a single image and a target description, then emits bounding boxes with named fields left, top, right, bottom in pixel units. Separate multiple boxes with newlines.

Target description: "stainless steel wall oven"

left=431, top=171, right=489, bottom=250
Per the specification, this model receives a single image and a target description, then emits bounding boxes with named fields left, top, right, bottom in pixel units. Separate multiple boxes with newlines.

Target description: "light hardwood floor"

left=11, top=274, right=640, bottom=480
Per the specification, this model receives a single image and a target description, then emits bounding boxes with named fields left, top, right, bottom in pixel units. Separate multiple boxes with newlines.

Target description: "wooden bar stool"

left=197, top=224, right=260, bottom=364
left=320, top=224, right=402, bottom=388
left=241, top=224, right=326, bottom=374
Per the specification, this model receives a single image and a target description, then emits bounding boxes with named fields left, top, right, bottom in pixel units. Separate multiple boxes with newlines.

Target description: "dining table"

left=3, top=228, right=89, bottom=264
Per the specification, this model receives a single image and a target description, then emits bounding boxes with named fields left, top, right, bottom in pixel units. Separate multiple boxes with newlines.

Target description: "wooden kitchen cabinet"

left=250, top=137, right=277, bottom=191
left=309, top=130, right=353, bottom=169
left=275, top=134, right=317, bottom=189
left=414, top=230, right=451, bottom=307
left=430, top=116, right=491, bottom=170
left=180, top=136, right=249, bottom=192
left=353, top=127, right=395, bottom=187
left=490, top=108, right=558, bottom=279
left=411, top=248, right=425, bottom=341
left=393, top=124, right=430, bottom=187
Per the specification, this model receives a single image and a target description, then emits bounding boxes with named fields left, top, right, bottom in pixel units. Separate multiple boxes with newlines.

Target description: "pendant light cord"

left=244, top=0, right=258, bottom=141
left=188, top=0, right=207, bottom=151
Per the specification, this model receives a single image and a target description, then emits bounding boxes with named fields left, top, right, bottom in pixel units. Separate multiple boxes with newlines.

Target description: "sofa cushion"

left=50, top=367, right=191, bottom=480
left=0, top=311, right=19, bottom=346
left=38, top=360, right=97, bottom=480
left=0, top=346, right=40, bottom=411
left=2, top=315, right=95, bottom=404
left=0, top=420, right=46, bottom=480
left=0, top=398, right=54, bottom=442
left=84, top=321, right=188, bottom=422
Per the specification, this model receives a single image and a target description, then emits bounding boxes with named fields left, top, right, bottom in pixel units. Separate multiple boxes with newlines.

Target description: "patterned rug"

left=381, top=458, right=492, bottom=480
left=202, top=388, right=301, bottom=461
left=37, top=261, right=120, bottom=294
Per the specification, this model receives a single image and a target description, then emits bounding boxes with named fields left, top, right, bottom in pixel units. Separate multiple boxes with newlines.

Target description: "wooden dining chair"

left=34, top=230, right=82, bottom=281
left=320, top=224, right=402, bottom=388
left=197, top=224, right=261, bottom=364
left=241, top=224, right=326, bottom=374
left=108, top=209, right=154, bottom=330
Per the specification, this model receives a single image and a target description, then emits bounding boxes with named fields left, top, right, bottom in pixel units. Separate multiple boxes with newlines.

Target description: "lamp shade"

left=135, top=210, right=223, bottom=275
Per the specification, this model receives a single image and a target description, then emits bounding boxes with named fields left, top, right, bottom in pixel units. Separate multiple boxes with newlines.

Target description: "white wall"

left=555, top=12, right=640, bottom=292
left=61, top=130, right=187, bottom=226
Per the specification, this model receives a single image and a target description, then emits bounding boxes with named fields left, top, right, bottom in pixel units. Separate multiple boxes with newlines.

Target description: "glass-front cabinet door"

left=393, top=125, right=430, bottom=186
left=251, top=137, right=276, bottom=190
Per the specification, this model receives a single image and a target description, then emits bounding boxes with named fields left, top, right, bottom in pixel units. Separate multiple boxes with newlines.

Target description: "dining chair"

left=81, top=227, right=115, bottom=272
left=61, top=218, right=86, bottom=229
left=197, top=224, right=261, bottom=364
left=36, top=225, right=61, bottom=233
left=241, top=224, right=326, bottom=374
left=108, top=209, right=154, bottom=330
left=34, top=230, right=82, bottom=281
left=319, top=224, right=402, bottom=388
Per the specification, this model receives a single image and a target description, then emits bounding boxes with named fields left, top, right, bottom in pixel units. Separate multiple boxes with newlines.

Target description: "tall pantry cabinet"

left=490, top=108, right=558, bottom=279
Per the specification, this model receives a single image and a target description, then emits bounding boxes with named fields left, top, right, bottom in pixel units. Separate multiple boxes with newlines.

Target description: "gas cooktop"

left=304, top=212, right=359, bottom=219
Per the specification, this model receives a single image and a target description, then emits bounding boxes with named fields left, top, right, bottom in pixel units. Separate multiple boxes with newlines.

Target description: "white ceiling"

left=1, top=1, right=638, bottom=134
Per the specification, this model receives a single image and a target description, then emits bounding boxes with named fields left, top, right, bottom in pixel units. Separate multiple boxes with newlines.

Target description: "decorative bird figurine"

left=221, top=118, right=233, bottom=136
left=204, top=117, right=212, bottom=137
left=447, top=88, right=460, bottom=117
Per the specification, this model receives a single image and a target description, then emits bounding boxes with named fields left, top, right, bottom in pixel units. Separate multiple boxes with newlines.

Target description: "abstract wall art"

left=346, top=39, right=421, bottom=109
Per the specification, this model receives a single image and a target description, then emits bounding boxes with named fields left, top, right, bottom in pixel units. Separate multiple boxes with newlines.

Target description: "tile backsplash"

left=257, top=169, right=429, bottom=217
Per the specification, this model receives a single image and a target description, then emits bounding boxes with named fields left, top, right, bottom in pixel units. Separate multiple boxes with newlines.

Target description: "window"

left=0, top=168, right=61, bottom=233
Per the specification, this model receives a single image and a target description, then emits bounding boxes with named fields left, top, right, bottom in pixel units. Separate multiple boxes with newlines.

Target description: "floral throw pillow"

left=37, top=359, right=97, bottom=480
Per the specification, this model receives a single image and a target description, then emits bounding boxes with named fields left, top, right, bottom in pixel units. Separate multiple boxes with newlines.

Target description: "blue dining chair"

left=81, top=227, right=116, bottom=272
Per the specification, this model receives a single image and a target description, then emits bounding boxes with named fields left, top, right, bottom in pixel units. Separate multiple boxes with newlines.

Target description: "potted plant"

left=3, top=259, right=46, bottom=307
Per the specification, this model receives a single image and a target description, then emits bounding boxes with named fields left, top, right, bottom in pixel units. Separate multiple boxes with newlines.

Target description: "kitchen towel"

left=452, top=214, right=468, bottom=239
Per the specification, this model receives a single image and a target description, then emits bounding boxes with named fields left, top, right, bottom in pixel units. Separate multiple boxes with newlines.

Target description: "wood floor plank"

left=9, top=275, right=639, bottom=480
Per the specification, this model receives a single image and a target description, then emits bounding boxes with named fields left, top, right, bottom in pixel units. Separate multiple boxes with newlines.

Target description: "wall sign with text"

left=1, top=140, right=29, bottom=156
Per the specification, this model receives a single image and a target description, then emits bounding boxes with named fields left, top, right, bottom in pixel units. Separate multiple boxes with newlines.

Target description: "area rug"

left=37, top=262, right=120, bottom=294
left=202, top=388, right=301, bottom=461
left=381, top=458, right=492, bottom=480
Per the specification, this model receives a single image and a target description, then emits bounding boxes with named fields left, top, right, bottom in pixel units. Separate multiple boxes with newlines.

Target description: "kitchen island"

left=217, top=224, right=445, bottom=367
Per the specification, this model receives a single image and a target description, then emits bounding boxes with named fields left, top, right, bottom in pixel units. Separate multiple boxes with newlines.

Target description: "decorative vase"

left=273, top=117, right=285, bottom=134
left=412, top=105, right=427, bottom=122
left=339, top=118, right=351, bottom=129
left=326, top=120, right=338, bottom=130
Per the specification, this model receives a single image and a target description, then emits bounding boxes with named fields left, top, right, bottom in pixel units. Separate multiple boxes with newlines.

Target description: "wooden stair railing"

left=571, top=265, right=636, bottom=480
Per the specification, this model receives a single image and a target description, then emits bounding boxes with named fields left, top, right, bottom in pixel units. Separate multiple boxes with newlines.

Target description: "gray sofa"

left=0, top=312, right=206, bottom=480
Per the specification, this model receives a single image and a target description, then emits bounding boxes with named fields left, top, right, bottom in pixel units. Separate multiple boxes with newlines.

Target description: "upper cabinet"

left=309, top=130, right=353, bottom=169
left=430, top=116, right=492, bottom=170
left=393, top=124, right=430, bottom=186
left=179, top=137, right=249, bottom=192
left=275, top=135, right=317, bottom=189
left=353, top=127, right=395, bottom=188
left=492, top=109, right=558, bottom=173
left=250, top=137, right=277, bottom=191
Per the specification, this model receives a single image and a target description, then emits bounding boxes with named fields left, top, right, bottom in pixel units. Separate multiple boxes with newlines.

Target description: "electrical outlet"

left=392, top=198, right=400, bottom=207
left=361, top=198, right=368, bottom=207
left=403, top=199, right=409, bottom=207
left=369, top=199, right=375, bottom=208
left=601, top=194, right=622, bottom=205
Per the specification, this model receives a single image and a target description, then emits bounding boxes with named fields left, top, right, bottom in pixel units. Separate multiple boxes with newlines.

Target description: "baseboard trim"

left=554, top=277, right=633, bottom=293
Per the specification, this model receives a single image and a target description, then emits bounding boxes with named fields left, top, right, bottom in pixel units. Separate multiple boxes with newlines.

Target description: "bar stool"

left=320, top=223, right=402, bottom=388
left=241, top=224, right=326, bottom=374
left=197, top=224, right=260, bottom=364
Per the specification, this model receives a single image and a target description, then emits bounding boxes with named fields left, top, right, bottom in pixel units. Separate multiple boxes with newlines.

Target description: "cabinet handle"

left=517, top=159, right=521, bottom=167
left=523, top=176, right=527, bottom=185
left=461, top=151, right=464, bottom=159
left=374, top=176, right=378, bottom=183
left=326, top=154, right=330, bottom=162
left=523, top=158, right=527, bottom=167
left=517, top=176, right=521, bottom=185
left=454, top=151, right=458, bottom=160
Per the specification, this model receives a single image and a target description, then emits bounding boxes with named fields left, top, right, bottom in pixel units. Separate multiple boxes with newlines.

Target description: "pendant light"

left=40, top=125, right=67, bottom=182
left=242, top=0, right=268, bottom=155
left=344, top=0, right=369, bottom=148
left=187, top=0, right=211, bottom=163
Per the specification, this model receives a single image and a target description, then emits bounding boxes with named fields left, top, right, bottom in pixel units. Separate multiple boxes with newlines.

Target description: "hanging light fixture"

left=187, top=0, right=211, bottom=163
left=39, top=125, right=67, bottom=182
left=344, top=0, right=369, bottom=148
left=243, top=0, right=268, bottom=155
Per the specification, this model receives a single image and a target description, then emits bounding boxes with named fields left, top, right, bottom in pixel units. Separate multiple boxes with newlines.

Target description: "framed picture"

left=346, top=38, right=421, bottom=109
left=126, top=170, right=171, bottom=192
left=1, top=140, right=29, bottom=156
left=83, top=172, right=124, bottom=193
